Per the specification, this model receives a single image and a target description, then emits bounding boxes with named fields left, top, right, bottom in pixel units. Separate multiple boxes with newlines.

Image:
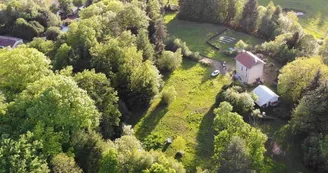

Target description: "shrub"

left=171, top=136, right=186, bottom=152
left=143, top=133, right=165, bottom=150
left=156, top=49, right=182, bottom=72
left=165, top=38, right=201, bottom=61
left=218, top=86, right=256, bottom=116
left=235, top=40, right=249, bottom=50
left=161, top=86, right=177, bottom=105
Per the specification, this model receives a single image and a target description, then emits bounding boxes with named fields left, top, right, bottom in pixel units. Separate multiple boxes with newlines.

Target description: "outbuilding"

left=0, top=36, right=23, bottom=49
left=252, top=85, right=279, bottom=108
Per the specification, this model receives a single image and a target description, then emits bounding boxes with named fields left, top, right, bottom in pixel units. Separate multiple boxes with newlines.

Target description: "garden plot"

left=208, top=29, right=263, bottom=52
left=217, top=36, right=236, bottom=44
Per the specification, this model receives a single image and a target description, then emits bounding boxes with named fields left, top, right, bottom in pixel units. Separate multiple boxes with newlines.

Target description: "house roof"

left=0, top=36, right=23, bottom=48
left=235, top=51, right=265, bottom=69
left=252, top=85, right=279, bottom=107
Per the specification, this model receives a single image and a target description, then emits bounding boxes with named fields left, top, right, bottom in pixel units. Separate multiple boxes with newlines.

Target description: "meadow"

left=133, top=59, right=231, bottom=170
left=165, top=13, right=263, bottom=64
left=133, top=10, right=312, bottom=172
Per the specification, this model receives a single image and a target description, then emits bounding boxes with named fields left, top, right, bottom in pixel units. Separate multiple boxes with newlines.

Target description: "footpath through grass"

left=134, top=59, right=231, bottom=171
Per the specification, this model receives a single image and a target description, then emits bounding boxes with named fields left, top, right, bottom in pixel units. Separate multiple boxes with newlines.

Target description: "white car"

left=211, top=70, right=220, bottom=77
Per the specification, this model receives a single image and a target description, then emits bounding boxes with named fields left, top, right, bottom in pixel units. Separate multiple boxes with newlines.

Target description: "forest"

left=0, top=0, right=327, bottom=172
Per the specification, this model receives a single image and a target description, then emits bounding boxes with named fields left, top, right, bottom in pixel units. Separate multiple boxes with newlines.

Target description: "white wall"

left=236, top=61, right=248, bottom=83
left=247, top=63, right=264, bottom=84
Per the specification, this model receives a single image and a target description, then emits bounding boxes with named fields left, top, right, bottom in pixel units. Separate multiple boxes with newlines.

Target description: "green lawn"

left=165, top=0, right=328, bottom=38
left=165, top=13, right=264, bottom=63
left=134, top=59, right=231, bottom=171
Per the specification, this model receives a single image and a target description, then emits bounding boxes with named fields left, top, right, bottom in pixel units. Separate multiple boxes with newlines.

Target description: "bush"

left=45, top=27, right=61, bottom=40
left=156, top=49, right=182, bottom=72
left=143, top=133, right=165, bottom=150
left=165, top=38, right=201, bottom=61
left=235, top=40, right=249, bottom=50
left=218, top=86, right=256, bottom=116
left=161, top=86, right=177, bottom=105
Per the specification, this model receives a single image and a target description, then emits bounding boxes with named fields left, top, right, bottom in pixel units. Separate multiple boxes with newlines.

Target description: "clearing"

left=165, top=13, right=264, bottom=64
left=133, top=59, right=231, bottom=171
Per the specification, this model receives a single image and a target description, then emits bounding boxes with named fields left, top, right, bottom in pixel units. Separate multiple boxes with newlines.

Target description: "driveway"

left=199, top=57, right=228, bottom=74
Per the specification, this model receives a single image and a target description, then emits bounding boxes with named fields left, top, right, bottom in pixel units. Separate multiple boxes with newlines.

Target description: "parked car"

left=211, top=70, right=220, bottom=77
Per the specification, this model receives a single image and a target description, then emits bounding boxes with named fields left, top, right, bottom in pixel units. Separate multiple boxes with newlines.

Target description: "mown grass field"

left=165, top=13, right=263, bottom=64
left=134, top=59, right=231, bottom=171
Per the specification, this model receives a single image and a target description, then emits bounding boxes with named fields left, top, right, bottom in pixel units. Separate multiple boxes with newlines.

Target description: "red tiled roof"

left=235, top=51, right=265, bottom=69
left=0, top=36, right=23, bottom=48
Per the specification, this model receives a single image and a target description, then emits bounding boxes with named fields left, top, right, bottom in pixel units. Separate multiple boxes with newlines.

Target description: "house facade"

left=235, top=51, right=265, bottom=84
left=0, top=36, right=23, bottom=49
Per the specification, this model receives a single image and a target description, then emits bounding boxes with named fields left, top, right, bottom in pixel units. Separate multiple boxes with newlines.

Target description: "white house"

left=252, top=85, right=279, bottom=108
left=235, top=51, right=265, bottom=84
left=0, top=36, right=23, bottom=49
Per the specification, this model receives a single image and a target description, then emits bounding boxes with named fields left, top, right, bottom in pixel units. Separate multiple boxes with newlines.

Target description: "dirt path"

left=199, top=57, right=228, bottom=74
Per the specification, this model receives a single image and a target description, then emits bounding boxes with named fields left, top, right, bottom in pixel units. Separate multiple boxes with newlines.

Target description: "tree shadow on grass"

left=135, top=101, right=168, bottom=140
left=193, top=92, right=222, bottom=170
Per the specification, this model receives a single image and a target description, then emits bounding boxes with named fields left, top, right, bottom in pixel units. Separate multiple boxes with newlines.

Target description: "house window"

left=245, top=68, right=247, bottom=71
left=241, top=66, right=243, bottom=71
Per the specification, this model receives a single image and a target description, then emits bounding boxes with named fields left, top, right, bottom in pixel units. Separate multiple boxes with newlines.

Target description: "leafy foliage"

left=157, top=49, right=183, bottom=72
left=51, top=153, right=82, bottom=173
left=0, top=0, right=60, bottom=40
left=291, top=81, right=328, bottom=134
left=74, top=69, right=121, bottom=139
left=302, top=133, right=328, bottom=172
left=213, top=102, right=267, bottom=172
left=0, top=132, right=50, bottom=173
left=0, top=48, right=52, bottom=99
left=161, top=86, right=177, bottom=105
left=218, top=86, right=257, bottom=115
left=277, top=57, right=328, bottom=103
left=5, top=75, right=100, bottom=156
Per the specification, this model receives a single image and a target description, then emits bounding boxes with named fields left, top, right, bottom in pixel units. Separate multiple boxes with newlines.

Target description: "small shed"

left=252, top=85, right=279, bottom=108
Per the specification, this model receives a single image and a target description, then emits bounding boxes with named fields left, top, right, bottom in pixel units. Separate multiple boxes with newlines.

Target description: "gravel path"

left=199, top=57, right=228, bottom=74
